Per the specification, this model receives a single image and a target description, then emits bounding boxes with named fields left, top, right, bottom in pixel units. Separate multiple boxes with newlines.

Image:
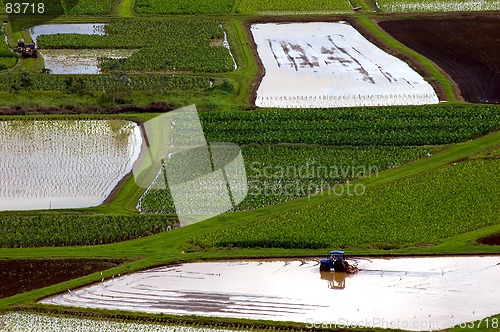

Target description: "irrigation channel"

left=41, top=256, right=500, bottom=331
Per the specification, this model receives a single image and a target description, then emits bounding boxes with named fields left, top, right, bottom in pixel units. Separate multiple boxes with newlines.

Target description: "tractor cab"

left=21, top=43, right=37, bottom=58
left=319, top=250, right=358, bottom=273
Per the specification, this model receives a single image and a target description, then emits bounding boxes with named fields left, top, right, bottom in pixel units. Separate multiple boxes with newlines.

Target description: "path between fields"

left=116, top=0, right=135, bottom=17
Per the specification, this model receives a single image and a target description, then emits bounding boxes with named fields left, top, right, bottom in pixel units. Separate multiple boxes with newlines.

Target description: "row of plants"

left=236, top=0, right=353, bottom=14
left=135, top=0, right=235, bottom=14
left=131, top=0, right=499, bottom=14
left=193, top=157, right=500, bottom=249
left=0, top=0, right=113, bottom=15
left=0, top=72, right=208, bottom=91
left=199, top=105, right=500, bottom=146
left=375, top=0, right=500, bottom=12
left=37, top=19, right=235, bottom=73
left=0, top=312, right=240, bottom=332
left=138, top=145, right=430, bottom=214
left=0, top=27, right=16, bottom=70
left=0, top=214, right=176, bottom=247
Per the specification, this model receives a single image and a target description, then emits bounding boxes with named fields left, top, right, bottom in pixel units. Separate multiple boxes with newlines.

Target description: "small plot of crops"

left=65, top=0, right=115, bottom=14
left=0, top=73, right=208, bottom=91
left=0, top=120, right=141, bottom=210
left=138, top=105, right=500, bottom=214
left=0, top=24, right=16, bottom=70
left=199, top=105, right=500, bottom=146
left=0, top=214, right=175, bottom=247
left=135, top=0, right=234, bottom=14
left=376, top=0, right=500, bottom=12
left=37, top=20, right=235, bottom=73
left=0, top=313, right=237, bottom=332
left=0, top=0, right=114, bottom=15
left=237, top=0, right=352, bottom=14
left=138, top=146, right=429, bottom=214
left=194, top=158, right=500, bottom=249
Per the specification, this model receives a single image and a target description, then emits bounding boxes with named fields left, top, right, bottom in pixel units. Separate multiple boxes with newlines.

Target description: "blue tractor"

left=319, top=250, right=358, bottom=273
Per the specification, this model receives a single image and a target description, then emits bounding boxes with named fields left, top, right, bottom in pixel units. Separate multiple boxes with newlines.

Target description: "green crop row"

left=37, top=20, right=235, bottom=73
left=135, top=0, right=234, bottom=14
left=375, top=0, right=500, bottom=12
left=194, top=157, right=500, bottom=249
left=237, top=0, right=353, bottom=14
left=0, top=0, right=114, bottom=15
left=198, top=105, right=500, bottom=146
left=0, top=214, right=176, bottom=248
left=139, top=145, right=430, bottom=214
left=0, top=73, right=208, bottom=91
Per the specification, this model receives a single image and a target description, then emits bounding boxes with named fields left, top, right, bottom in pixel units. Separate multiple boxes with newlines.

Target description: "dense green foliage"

left=237, top=0, right=352, bottom=14
left=199, top=106, right=500, bottom=146
left=0, top=28, right=16, bottom=70
left=194, top=158, right=500, bottom=249
left=37, top=20, right=234, bottom=73
left=66, top=0, right=115, bottom=14
left=135, top=0, right=234, bottom=14
left=376, top=0, right=500, bottom=12
left=0, top=73, right=208, bottom=91
left=139, top=145, right=430, bottom=213
left=0, top=214, right=176, bottom=247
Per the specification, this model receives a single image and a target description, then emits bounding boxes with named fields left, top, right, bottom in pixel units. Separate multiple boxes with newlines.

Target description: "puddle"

left=40, top=256, right=500, bottom=331
left=0, top=120, right=142, bottom=211
left=40, top=49, right=136, bottom=74
left=29, top=23, right=105, bottom=43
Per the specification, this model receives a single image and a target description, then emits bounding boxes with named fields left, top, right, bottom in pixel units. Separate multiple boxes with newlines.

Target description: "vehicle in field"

left=16, top=39, right=37, bottom=58
left=319, top=250, right=358, bottom=273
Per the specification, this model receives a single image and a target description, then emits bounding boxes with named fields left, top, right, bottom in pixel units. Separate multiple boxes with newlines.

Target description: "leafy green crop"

left=194, top=158, right=500, bottom=249
left=376, top=0, right=500, bottom=12
left=0, top=73, right=208, bottom=91
left=138, top=145, right=430, bottom=213
left=135, top=0, right=234, bottom=14
left=237, top=0, right=352, bottom=14
left=199, top=105, right=500, bottom=146
left=0, top=214, right=176, bottom=248
left=37, top=20, right=234, bottom=73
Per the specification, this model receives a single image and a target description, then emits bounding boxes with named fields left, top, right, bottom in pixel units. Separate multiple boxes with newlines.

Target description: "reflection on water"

left=320, top=271, right=349, bottom=289
left=41, top=257, right=500, bottom=331
left=29, top=23, right=106, bottom=43
left=0, top=120, right=142, bottom=210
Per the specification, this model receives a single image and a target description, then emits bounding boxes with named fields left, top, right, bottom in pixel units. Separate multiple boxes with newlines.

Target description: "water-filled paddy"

left=252, top=22, right=439, bottom=108
left=0, top=120, right=141, bottom=210
left=41, top=256, right=500, bottom=331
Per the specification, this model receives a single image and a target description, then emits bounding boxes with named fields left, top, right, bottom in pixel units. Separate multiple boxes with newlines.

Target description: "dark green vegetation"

left=199, top=105, right=500, bottom=145
left=0, top=1, right=499, bottom=331
left=139, top=145, right=430, bottom=213
left=37, top=19, right=234, bottom=73
left=0, top=29, right=16, bottom=70
left=194, top=158, right=500, bottom=249
left=0, top=214, right=175, bottom=247
left=135, top=0, right=235, bottom=14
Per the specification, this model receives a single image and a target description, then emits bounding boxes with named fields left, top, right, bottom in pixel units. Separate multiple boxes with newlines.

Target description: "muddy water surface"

left=41, top=256, right=500, bottom=331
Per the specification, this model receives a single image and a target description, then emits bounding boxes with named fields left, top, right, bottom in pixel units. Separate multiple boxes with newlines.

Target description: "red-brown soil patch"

left=379, top=17, right=500, bottom=104
left=0, top=259, right=123, bottom=299
left=477, top=234, right=500, bottom=245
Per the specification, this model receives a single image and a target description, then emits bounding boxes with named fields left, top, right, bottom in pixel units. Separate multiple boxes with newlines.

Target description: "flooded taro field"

left=29, top=23, right=135, bottom=74
left=0, top=120, right=141, bottom=210
left=41, top=256, right=500, bottom=331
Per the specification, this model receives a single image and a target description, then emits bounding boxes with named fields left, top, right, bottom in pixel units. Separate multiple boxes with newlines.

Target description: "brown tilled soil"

left=0, top=259, right=123, bottom=299
left=478, top=234, right=500, bottom=245
left=378, top=16, right=500, bottom=104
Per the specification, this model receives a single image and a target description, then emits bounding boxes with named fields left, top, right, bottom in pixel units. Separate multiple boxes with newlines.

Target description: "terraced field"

left=0, top=1, right=499, bottom=331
